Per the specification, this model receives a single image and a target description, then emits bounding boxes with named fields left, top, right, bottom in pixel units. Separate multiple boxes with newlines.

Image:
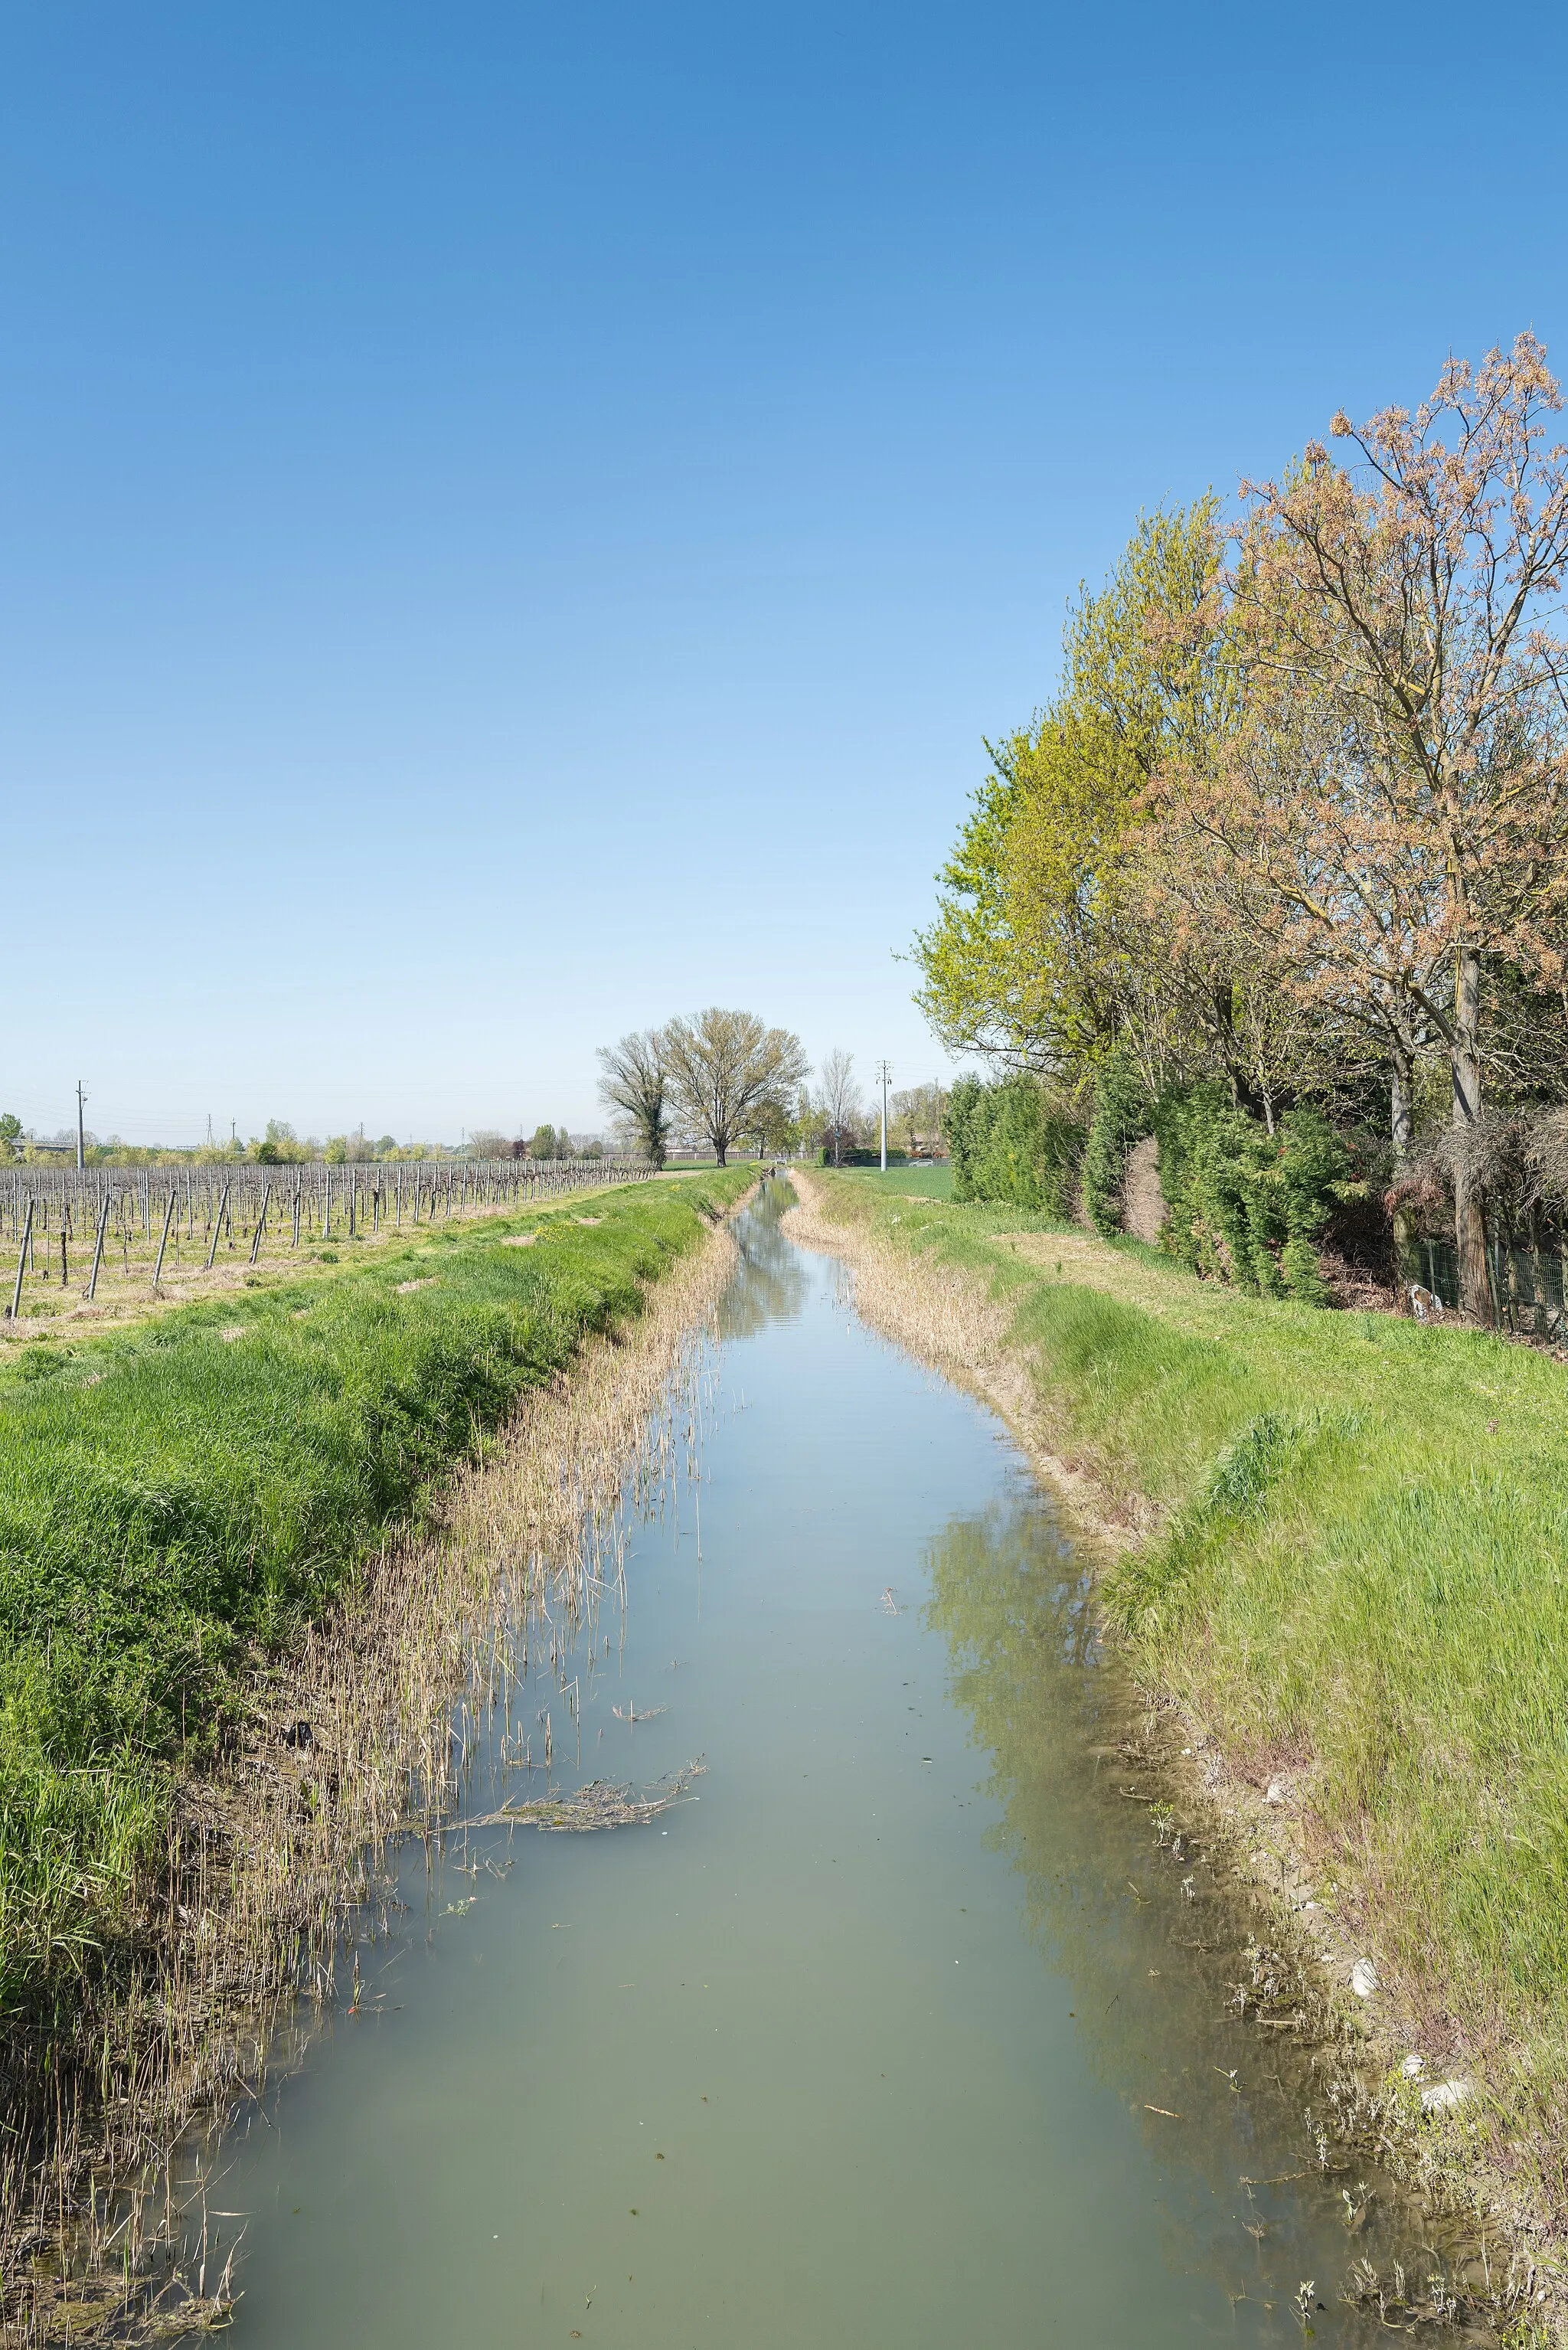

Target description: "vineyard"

left=0, top=1158, right=649, bottom=1324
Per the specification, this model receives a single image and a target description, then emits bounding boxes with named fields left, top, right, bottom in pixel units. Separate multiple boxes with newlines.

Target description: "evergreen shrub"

left=1153, top=1088, right=1364, bottom=1303
left=943, top=1075, right=1084, bottom=1215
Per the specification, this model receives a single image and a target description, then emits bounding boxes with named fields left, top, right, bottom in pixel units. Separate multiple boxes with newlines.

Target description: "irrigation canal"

left=199, top=1182, right=1468, bottom=2345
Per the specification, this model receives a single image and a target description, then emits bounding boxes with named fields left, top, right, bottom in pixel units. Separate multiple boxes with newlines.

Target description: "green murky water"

left=202, top=1185, right=1475, bottom=2345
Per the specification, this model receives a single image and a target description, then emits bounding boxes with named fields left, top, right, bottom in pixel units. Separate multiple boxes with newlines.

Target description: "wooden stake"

left=9, top=1200, right=33, bottom=1320
left=152, top=1191, right=178, bottom=1295
left=249, top=1181, right=271, bottom=1266
left=205, top=1183, right=230, bottom=1271
left=87, top=1188, right=109, bottom=1301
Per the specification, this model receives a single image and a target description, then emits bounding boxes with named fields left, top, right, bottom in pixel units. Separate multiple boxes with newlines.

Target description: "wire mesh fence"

left=1416, top=1234, right=1568, bottom=1337
left=1, top=1159, right=652, bottom=1322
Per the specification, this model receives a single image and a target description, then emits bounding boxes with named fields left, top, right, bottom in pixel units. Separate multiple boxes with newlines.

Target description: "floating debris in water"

left=464, top=1762, right=706, bottom=1832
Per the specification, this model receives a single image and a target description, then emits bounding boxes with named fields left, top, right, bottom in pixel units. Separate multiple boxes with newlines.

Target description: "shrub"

left=1154, top=1090, right=1362, bottom=1302
left=942, top=1075, right=1084, bottom=1214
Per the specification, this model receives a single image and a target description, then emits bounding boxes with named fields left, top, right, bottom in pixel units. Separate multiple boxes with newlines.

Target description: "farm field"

left=0, top=1167, right=752, bottom=2024
left=832, top=1161, right=953, bottom=1199
left=798, top=1167, right=1568, bottom=2246
left=0, top=1159, right=644, bottom=1344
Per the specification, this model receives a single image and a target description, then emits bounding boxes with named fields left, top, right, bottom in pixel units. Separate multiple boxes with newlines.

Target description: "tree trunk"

left=1451, top=947, right=1491, bottom=1319
left=714, top=1141, right=727, bottom=1166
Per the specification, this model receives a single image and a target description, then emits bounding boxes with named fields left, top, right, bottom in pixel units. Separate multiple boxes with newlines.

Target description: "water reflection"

left=925, top=1485, right=1474, bottom=2332
left=715, top=1179, right=809, bottom=1338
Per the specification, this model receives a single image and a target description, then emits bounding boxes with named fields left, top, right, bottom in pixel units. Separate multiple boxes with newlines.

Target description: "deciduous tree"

left=661, top=1008, right=807, bottom=1166
left=596, top=1029, right=671, bottom=1167
left=1203, top=335, right=1568, bottom=1310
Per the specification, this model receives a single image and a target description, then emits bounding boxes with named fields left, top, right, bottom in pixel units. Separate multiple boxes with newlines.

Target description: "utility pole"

left=874, top=1059, right=892, bottom=1172
left=75, top=1080, right=87, bottom=1172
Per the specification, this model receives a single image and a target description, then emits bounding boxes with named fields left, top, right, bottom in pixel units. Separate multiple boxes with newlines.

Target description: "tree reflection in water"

left=717, top=1179, right=811, bottom=1342
left=923, top=1480, right=1479, bottom=2333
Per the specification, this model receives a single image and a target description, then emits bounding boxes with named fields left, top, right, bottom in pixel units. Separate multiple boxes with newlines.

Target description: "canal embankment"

left=787, top=1162, right=1568, bottom=2332
left=0, top=1168, right=751, bottom=2337
left=125, top=1177, right=1500, bottom=2349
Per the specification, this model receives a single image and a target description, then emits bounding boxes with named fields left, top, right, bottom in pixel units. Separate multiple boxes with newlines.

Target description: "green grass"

left=0, top=1170, right=752, bottom=2009
left=829, top=1162, right=955, bottom=1199
left=814, top=1172, right=1568, bottom=2198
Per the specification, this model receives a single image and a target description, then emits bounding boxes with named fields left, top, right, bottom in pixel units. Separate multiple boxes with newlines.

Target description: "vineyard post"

left=322, top=1166, right=332, bottom=1240
left=249, top=1181, right=271, bottom=1266
left=87, top=1189, right=109, bottom=1301
left=292, top=1181, right=302, bottom=1247
left=348, top=1175, right=356, bottom=1240
left=396, top=1165, right=402, bottom=1226
left=9, top=1200, right=33, bottom=1320
left=205, top=1183, right=230, bottom=1271
left=152, top=1190, right=178, bottom=1295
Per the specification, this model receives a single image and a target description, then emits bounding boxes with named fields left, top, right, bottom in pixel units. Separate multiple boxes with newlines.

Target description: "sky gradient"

left=5, top=2, right=1566, bottom=1142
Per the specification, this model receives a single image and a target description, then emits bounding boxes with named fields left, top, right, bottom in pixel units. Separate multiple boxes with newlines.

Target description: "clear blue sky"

left=5, top=2, right=1564, bottom=1143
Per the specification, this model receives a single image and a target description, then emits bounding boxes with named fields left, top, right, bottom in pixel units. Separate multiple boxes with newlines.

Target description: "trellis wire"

left=2, top=1159, right=651, bottom=1319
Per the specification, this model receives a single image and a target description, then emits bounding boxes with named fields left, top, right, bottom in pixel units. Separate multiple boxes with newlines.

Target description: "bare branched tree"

left=818, top=1048, right=861, bottom=1166
left=596, top=1030, right=670, bottom=1168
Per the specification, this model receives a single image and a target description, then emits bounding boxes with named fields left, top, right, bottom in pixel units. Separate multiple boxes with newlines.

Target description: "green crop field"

left=831, top=1162, right=953, bottom=1200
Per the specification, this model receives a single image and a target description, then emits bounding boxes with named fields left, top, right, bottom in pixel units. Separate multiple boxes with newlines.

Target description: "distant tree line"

left=597, top=1015, right=948, bottom=1170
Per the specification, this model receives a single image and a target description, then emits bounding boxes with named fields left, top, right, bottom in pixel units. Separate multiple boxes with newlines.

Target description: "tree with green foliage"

left=913, top=498, right=1243, bottom=1090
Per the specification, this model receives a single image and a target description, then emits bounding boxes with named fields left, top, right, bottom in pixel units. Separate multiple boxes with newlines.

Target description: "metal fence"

left=1418, top=1234, right=1568, bottom=1337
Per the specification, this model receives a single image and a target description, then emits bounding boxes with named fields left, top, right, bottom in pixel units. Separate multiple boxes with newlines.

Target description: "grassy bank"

left=0, top=1169, right=751, bottom=2016
left=803, top=1169, right=1568, bottom=2247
